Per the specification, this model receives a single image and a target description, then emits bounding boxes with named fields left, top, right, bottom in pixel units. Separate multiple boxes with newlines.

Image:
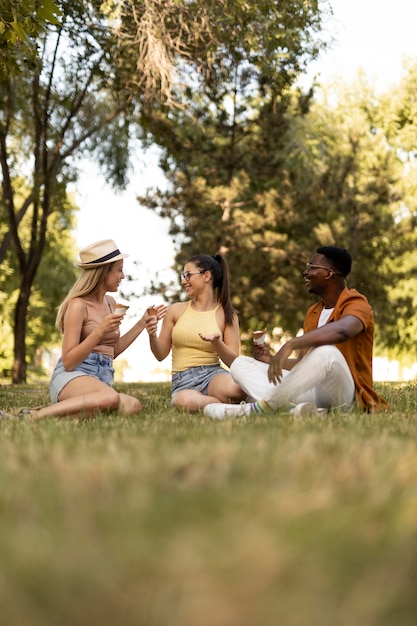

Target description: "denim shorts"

left=171, top=364, right=230, bottom=403
left=49, top=352, right=114, bottom=403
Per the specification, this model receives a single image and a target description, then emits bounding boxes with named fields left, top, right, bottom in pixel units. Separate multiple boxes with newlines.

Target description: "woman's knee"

left=171, top=390, right=195, bottom=410
left=99, top=388, right=121, bottom=411
left=208, top=377, right=245, bottom=403
left=228, top=383, right=247, bottom=401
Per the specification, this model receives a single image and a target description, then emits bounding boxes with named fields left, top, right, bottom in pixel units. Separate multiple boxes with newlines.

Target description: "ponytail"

left=186, top=253, right=235, bottom=326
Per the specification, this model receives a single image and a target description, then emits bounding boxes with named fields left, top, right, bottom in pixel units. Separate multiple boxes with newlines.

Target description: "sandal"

left=17, top=406, right=44, bottom=414
left=0, top=409, right=17, bottom=420
left=17, top=408, right=34, bottom=417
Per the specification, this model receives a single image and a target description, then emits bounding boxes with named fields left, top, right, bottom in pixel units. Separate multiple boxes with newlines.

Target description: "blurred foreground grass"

left=1, top=381, right=417, bottom=626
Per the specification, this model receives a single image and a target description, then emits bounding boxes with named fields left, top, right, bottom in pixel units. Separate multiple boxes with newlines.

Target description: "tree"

left=128, top=6, right=417, bottom=363
left=292, top=78, right=401, bottom=344
left=0, top=192, right=78, bottom=378
left=1, top=0, right=160, bottom=382
left=373, top=59, right=417, bottom=360
left=0, top=1, right=128, bottom=381
left=0, top=0, right=330, bottom=382
left=139, top=65, right=404, bottom=351
left=0, top=0, right=61, bottom=76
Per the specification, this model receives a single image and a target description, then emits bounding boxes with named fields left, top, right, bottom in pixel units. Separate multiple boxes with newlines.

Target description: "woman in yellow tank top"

left=146, top=253, right=246, bottom=411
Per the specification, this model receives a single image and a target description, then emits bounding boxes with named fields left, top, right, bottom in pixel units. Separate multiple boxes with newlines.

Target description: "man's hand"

left=268, top=342, right=294, bottom=384
left=253, top=342, right=271, bottom=363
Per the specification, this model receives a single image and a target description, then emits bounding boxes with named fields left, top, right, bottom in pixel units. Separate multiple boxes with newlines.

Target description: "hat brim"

left=76, top=252, right=129, bottom=268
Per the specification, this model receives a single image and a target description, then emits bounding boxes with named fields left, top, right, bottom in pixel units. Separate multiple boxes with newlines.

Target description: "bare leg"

left=172, top=389, right=224, bottom=411
left=172, top=374, right=245, bottom=411
left=25, top=377, right=140, bottom=420
left=207, top=375, right=246, bottom=404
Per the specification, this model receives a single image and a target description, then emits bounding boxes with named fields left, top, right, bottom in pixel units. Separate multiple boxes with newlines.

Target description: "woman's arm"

left=114, top=304, right=168, bottom=357
left=61, top=298, right=122, bottom=371
left=146, top=304, right=180, bottom=361
left=199, top=311, right=241, bottom=368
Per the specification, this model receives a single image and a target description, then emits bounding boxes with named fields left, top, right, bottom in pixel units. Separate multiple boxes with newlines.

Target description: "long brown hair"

left=187, top=253, right=236, bottom=326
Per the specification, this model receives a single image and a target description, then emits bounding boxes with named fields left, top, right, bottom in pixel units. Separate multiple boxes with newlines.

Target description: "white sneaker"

left=204, top=402, right=252, bottom=420
left=289, top=403, right=328, bottom=418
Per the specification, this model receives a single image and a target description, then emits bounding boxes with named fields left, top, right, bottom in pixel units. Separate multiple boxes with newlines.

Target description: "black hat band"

left=84, top=249, right=122, bottom=264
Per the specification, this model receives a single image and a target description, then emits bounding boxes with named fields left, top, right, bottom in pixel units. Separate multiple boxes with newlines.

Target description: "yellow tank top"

left=172, top=301, right=222, bottom=373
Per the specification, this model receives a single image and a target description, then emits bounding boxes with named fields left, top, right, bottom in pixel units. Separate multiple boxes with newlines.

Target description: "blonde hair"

left=56, top=264, right=114, bottom=332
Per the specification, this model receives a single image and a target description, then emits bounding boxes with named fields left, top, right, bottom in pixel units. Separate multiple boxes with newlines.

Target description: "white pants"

left=230, top=346, right=356, bottom=410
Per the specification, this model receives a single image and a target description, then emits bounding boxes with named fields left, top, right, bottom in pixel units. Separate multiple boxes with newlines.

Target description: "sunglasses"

left=180, top=270, right=205, bottom=281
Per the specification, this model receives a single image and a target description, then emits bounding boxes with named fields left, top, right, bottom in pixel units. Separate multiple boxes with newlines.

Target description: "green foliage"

left=293, top=79, right=400, bottom=335
left=2, top=0, right=417, bottom=379
left=0, top=182, right=78, bottom=377
left=0, top=0, right=142, bottom=382
left=366, top=61, right=417, bottom=357
left=0, top=0, right=61, bottom=75
left=0, top=381, right=417, bottom=626
left=137, top=0, right=330, bottom=335
left=140, top=55, right=417, bottom=358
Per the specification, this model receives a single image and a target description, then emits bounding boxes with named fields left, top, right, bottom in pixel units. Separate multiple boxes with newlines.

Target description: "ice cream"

left=114, top=303, right=129, bottom=316
left=252, top=329, right=267, bottom=345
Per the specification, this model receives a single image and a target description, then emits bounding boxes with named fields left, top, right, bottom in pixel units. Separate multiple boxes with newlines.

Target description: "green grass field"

left=1, top=381, right=417, bottom=626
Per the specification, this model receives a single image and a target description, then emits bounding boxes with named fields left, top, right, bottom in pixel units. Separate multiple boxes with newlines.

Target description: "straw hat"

left=76, top=239, right=129, bottom=268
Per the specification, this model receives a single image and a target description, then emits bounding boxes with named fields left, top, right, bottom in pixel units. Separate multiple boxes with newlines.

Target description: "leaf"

left=36, top=0, right=62, bottom=23
left=11, top=19, right=27, bottom=40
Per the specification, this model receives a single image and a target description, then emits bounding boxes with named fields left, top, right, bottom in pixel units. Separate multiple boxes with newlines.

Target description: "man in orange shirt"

left=204, top=246, right=387, bottom=419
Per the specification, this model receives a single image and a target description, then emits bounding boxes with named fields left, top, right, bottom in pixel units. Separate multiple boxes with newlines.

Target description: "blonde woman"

left=146, top=253, right=245, bottom=411
left=9, top=240, right=166, bottom=420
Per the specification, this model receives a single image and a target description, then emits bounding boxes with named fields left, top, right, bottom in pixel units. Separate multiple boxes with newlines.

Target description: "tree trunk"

left=12, top=281, right=30, bottom=384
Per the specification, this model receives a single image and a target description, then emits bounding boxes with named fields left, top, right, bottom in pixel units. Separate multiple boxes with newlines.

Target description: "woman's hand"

left=144, top=304, right=168, bottom=322
left=145, top=316, right=158, bottom=336
left=100, top=312, right=123, bottom=335
left=199, top=332, right=221, bottom=343
left=155, top=304, right=168, bottom=320
left=142, top=304, right=168, bottom=332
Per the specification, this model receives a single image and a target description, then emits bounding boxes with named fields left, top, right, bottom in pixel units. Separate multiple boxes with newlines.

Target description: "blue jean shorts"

left=171, top=364, right=230, bottom=403
left=49, top=352, right=114, bottom=403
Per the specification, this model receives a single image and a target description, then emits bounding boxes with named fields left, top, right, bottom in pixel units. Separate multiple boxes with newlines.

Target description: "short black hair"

left=317, top=246, right=352, bottom=277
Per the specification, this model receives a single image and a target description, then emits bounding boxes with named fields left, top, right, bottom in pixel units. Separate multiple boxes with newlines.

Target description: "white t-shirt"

left=318, top=307, right=334, bottom=327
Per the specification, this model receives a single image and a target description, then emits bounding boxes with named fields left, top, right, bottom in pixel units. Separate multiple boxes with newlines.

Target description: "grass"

left=1, top=381, right=417, bottom=626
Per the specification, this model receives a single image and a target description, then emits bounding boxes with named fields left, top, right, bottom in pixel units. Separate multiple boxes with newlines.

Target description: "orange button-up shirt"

left=303, top=287, right=388, bottom=411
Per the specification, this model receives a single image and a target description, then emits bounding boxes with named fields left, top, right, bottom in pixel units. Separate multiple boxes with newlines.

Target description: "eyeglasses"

left=304, top=263, right=343, bottom=276
left=180, top=270, right=205, bottom=281
left=305, top=263, right=333, bottom=272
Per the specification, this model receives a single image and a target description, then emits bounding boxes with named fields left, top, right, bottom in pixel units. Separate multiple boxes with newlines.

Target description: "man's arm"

left=267, top=315, right=364, bottom=384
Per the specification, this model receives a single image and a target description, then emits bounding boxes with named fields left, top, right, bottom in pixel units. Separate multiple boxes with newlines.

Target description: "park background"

left=2, top=4, right=417, bottom=626
left=2, top=0, right=417, bottom=384
left=72, top=0, right=417, bottom=383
